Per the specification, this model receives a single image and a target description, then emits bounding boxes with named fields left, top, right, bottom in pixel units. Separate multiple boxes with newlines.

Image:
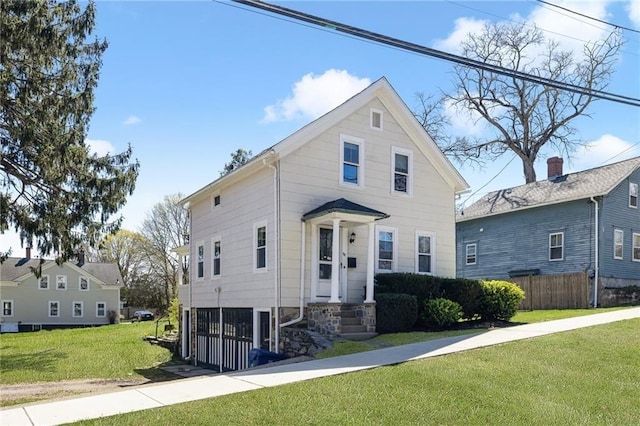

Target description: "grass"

left=0, top=321, right=175, bottom=385
left=511, top=306, right=627, bottom=323
left=74, top=318, right=640, bottom=425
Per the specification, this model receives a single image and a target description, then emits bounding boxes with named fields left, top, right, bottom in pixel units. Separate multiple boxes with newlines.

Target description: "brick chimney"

left=547, top=157, right=564, bottom=179
left=25, top=247, right=31, bottom=259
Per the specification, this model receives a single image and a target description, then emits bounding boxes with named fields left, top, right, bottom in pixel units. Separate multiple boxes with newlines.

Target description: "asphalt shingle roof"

left=302, top=198, right=389, bottom=221
left=458, top=156, right=640, bottom=222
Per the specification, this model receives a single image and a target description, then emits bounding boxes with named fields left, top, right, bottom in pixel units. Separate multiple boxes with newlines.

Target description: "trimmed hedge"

left=423, top=298, right=463, bottom=328
left=479, top=280, right=525, bottom=321
left=375, top=293, right=418, bottom=333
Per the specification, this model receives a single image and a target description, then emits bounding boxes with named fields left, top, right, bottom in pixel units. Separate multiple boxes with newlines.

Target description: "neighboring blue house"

left=456, top=156, right=640, bottom=306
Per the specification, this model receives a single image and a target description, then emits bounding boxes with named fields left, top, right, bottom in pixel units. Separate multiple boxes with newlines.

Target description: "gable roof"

left=458, top=156, right=640, bottom=222
left=182, top=77, right=469, bottom=205
left=1, top=257, right=124, bottom=286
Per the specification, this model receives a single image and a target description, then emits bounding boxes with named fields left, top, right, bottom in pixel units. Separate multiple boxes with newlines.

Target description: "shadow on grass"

left=132, top=357, right=189, bottom=384
left=0, top=349, right=67, bottom=373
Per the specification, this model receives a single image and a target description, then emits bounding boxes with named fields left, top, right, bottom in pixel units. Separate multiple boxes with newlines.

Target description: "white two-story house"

left=177, top=77, right=469, bottom=371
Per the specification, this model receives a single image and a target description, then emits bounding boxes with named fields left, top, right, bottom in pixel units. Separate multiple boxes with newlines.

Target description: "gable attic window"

left=614, top=229, right=624, bottom=260
left=630, top=182, right=638, bottom=208
left=213, top=195, right=221, bottom=207
left=79, top=276, right=89, bottom=291
left=549, top=232, right=564, bottom=261
left=370, top=109, right=383, bottom=130
left=340, top=135, right=364, bottom=188
left=38, top=275, right=50, bottom=290
left=56, top=275, right=67, bottom=290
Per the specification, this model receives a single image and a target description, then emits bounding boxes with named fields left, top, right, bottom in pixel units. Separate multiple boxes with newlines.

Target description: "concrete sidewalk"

left=2, top=307, right=639, bottom=426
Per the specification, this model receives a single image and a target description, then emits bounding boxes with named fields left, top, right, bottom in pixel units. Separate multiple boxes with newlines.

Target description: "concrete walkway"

left=2, top=307, right=639, bottom=426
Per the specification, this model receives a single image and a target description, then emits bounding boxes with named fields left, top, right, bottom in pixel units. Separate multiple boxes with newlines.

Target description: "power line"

left=536, top=0, right=640, bottom=34
left=230, top=0, right=640, bottom=107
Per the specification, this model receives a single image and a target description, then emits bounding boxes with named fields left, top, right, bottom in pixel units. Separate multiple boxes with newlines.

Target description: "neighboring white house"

left=177, top=77, right=469, bottom=371
left=0, top=252, right=123, bottom=331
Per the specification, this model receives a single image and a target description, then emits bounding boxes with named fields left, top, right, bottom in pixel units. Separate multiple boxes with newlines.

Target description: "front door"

left=317, top=226, right=347, bottom=299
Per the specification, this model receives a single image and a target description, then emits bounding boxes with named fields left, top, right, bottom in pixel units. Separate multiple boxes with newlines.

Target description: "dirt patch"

left=0, top=378, right=154, bottom=406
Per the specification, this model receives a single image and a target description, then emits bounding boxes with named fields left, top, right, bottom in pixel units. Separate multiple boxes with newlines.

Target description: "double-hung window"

left=56, top=275, right=67, bottom=290
left=38, top=275, right=49, bottom=290
left=49, top=301, right=60, bottom=317
left=196, top=242, right=205, bottom=280
left=254, top=221, right=267, bottom=272
left=392, top=147, right=413, bottom=195
left=340, top=135, right=364, bottom=187
left=416, top=231, right=435, bottom=274
left=549, top=232, right=564, bottom=261
left=614, top=229, right=624, bottom=260
left=73, top=301, right=83, bottom=318
left=96, top=302, right=106, bottom=317
left=79, top=276, right=89, bottom=291
left=212, top=236, right=221, bottom=278
left=633, top=233, right=640, bottom=262
left=376, top=227, right=397, bottom=272
left=630, top=183, right=638, bottom=208
left=1, top=300, right=13, bottom=317
left=466, top=243, right=477, bottom=265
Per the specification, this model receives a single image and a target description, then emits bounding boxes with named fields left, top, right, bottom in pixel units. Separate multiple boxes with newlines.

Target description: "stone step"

left=340, top=332, right=379, bottom=341
left=340, top=309, right=357, bottom=318
left=341, top=317, right=361, bottom=326
left=342, top=324, right=367, bottom=334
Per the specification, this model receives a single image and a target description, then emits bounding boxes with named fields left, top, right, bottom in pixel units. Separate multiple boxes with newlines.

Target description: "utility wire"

left=231, top=0, right=640, bottom=107
left=536, top=0, right=640, bottom=34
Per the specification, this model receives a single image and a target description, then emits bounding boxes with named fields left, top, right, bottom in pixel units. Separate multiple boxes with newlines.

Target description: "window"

left=254, top=221, right=267, bottom=271
left=340, top=135, right=364, bottom=187
left=466, top=243, right=477, bottom=265
left=318, top=227, right=333, bottom=280
left=416, top=231, right=435, bottom=274
left=56, top=275, right=67, bottom=290
left=73, top=301, right=83, bottom=318
left=79, top=276, right=89, bottom=291
left=634, top=233, right=640, bottom=262
left=196, top=242, right=204, bottom=280
left=212, top=236, right=221, bottom=278
left=38, top=275, right=49, bottom=290
left=1, top=300, right=13, bottom=317
left=49, top=301, right=60, bottom=317
left=370, top=109, right=383, bottom=130
left=614, top=229, right=624, bottom=260
left=391, top=147, right=413, bottom=195
left=96, top=302, right=106, bottom=317
left=630, top=182, right=638, bottom=208
left=213, top=195, right=221, bottom=207
left=549, top=232, right=564, bottom=261
left=376, top=227, right=397, bottom=272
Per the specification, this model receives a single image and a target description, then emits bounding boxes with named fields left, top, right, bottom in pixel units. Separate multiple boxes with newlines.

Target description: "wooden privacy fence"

left=506, top=271, right=589, bottom=310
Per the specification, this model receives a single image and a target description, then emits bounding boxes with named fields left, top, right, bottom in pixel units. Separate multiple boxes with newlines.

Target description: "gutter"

left=262, top=155, right=281, bottom=352
left=590, top=196, right=599, bottom=308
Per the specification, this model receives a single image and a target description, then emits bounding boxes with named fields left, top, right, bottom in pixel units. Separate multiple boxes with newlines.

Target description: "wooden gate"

left=196, top=308, right=253, bottom=372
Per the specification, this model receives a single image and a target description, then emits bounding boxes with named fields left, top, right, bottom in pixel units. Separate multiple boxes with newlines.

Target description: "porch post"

left=365, top=221, right=375, bottom=303
left=328, top=218, right=341, bottom=303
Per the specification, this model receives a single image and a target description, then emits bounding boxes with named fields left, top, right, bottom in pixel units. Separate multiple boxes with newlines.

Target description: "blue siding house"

left=456, top=156, right=640, bottom=306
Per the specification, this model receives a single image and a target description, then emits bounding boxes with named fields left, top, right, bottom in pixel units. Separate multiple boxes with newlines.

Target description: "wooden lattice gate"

left=196, top=308, right=253, bottom=372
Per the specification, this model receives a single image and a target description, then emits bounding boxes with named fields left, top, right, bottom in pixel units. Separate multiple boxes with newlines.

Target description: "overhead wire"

left=535, top=0, right=640, bottom=34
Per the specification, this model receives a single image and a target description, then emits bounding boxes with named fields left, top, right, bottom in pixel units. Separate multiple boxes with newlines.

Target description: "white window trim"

left=375, top=225, right=398, bottom=273
left=466, top=243, right=477, bottom=265
left=72, top=301, right=84, bottom=318
left=391, top=146, right=413, bottom=197
left=1, top=300, right=14, bottom=317
left=415, top=231, right=436, bottom=275
left=211, top=235, right=221, bottom=279
left=96, top=302, right=106, bottom=318
left=549, top=232, right=564, bottom=261
left=339, top=134, right=365, bottom=189
left=629, top=182, right=638, bottom=208
left=56, top=275, right=67, bottom=290
left=196, top=241, right=205, bottom=281
left=254, top=220, right=268, bottom=273
left=48, top=301, right=60, bottom=318
left=613, top=229, right=624, bottom=260
left=633, top=233, right=640, bottom=262
left=38, top=274, right=50, bottom=290
left=79, top=276, right=90, bottom=291
left=370, top=108, right=383, bottom=131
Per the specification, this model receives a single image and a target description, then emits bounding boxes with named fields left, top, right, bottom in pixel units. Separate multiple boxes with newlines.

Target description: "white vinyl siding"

left=391, top=146, right=413, bottom=196
left=254, top=220, right=267, bottom=272
left=212, top=236, right=221, bottom=278
left=196, top=241, right=205, bottom=280
left=613, top=229, right=624, bottom=260
left=1, top=300, right=13, bottom=317
left=630, top=182, right=638, bottom=208
left=340, top=134, right=364, bottom=188
left=376, top=226, right=397, bottom=273
left=416, top=231, right=435, bottom=274
left=549, top=232, right=564, bottom=261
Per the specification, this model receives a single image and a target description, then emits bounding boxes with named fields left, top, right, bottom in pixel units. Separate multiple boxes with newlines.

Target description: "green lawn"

left=74, top=318, right=640, bottom=425
left=0, top=321, right=175, bottom=385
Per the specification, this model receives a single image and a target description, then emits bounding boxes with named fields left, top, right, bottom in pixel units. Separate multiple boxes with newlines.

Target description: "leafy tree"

left=0, top=0, right=139, bottom=260
left=420, top=22, right=622, bottom=183
left=220, top=148, right=252, bottom=176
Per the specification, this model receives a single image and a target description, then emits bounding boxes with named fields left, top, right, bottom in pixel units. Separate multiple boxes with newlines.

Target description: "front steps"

left=339, top=307, right=377, bottom=341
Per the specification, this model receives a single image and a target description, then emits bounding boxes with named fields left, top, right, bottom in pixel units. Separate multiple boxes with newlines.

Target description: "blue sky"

left=3, top=0, right=640, bottom=256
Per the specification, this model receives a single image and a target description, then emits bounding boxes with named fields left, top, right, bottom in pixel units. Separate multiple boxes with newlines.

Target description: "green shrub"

left=376, top=293, right=418, bottom=333
left=423, top=298, right=463, bottom=328
left=440, top=278, right=483, bottom=319
left=479, top=280, right=525, bottom=321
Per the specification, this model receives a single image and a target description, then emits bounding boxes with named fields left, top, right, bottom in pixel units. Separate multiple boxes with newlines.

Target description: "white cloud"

left=433, top=17, right=488, bottom=53
left=628, top=0, right=640, bottom=27
left=261, top=69, right=371, bottom=123
left=86, top=138, right=115, bottom=156
left=123, top=115, right=141, bottom=125
left=570, top=134, right=637, bottom=171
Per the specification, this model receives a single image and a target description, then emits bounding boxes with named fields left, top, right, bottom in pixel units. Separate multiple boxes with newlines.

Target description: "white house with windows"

left=177, top=77, right=469, bottom=371
left=0, top=253, right=123, bottom=331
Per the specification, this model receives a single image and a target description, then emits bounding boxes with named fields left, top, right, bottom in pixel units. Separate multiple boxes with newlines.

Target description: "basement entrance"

left=195, top=308, right=253, bottom=372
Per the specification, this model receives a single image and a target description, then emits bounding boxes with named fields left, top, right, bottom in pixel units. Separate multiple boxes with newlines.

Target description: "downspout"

left=280, top=220, right=305, bottom=327
left=263, top=156, right=280, bottom=352
left=187, top=202, right=194, bottom=363
left=590, top=196, right=599, bottom=308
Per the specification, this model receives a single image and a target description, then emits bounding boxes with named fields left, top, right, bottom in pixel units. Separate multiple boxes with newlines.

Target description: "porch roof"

left=302, top=198, right=389, bottom=222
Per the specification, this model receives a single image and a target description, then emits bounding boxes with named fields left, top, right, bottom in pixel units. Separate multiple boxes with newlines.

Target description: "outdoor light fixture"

left=350, top=232, right=356, bottom=243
